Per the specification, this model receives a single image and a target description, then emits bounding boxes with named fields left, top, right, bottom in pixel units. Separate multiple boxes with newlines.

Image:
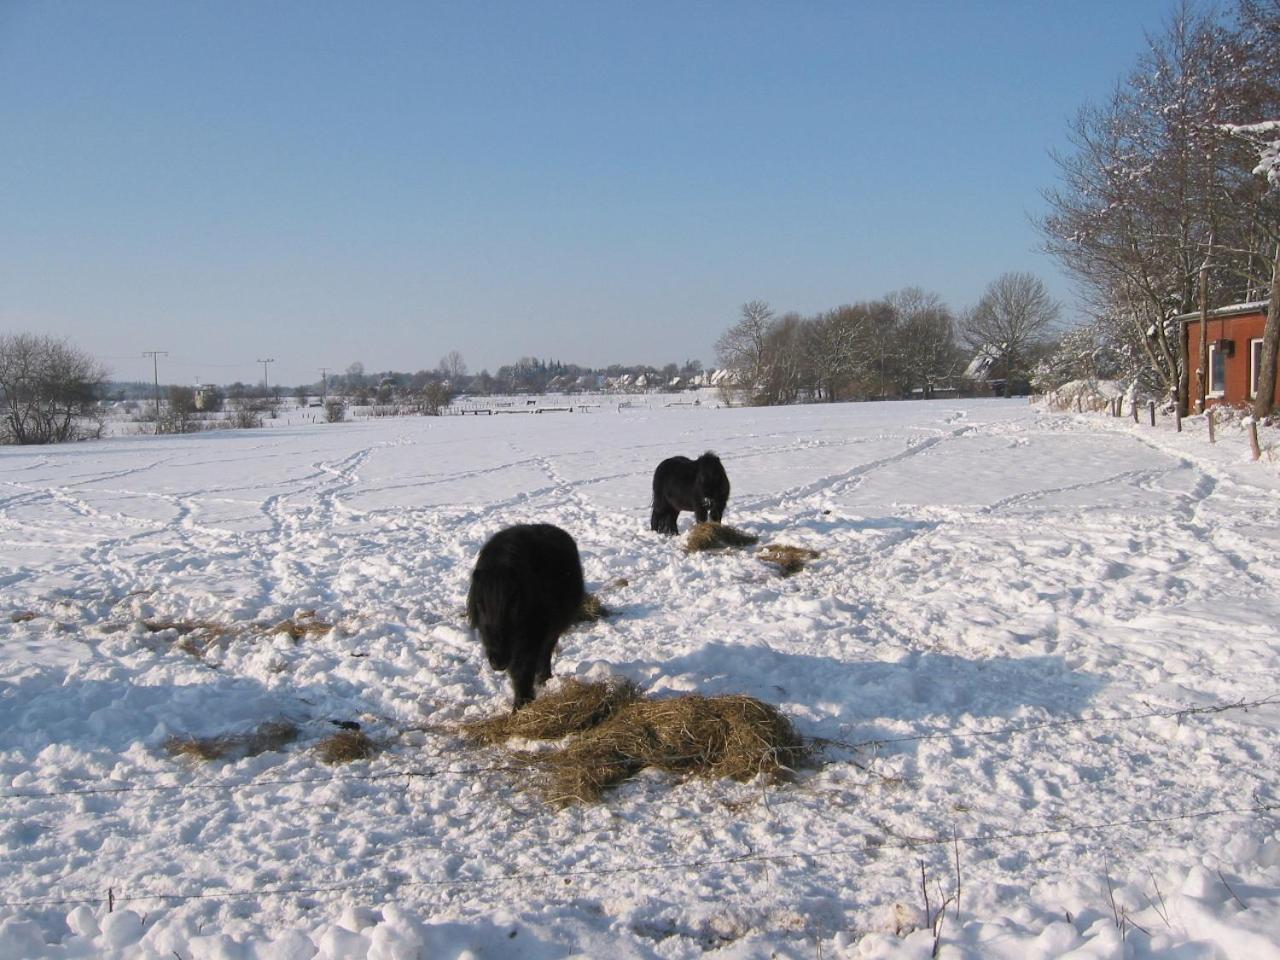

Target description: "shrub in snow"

left=1042, top=379, right=1123, bottom=412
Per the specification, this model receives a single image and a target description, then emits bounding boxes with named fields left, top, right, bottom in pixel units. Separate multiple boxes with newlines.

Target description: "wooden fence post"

left=1132, top=398, right=1139, bottom=423
left=1208, top=409, right=1216, bottom=444
left=1249, top=420, right=1262, bottom=461
left=1148, top=400, right=1156, bottom=427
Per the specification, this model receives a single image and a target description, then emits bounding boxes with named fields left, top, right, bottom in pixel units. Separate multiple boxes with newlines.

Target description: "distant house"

left=1179, top=300, right=1272, bottom=407
left=963, top=346, right=1023, bottom=396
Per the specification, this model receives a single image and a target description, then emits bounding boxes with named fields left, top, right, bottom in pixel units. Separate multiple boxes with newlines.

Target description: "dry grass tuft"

left=315, top=730, right=379, bottom=764
left=574, top=592, right=609, bottom=623
left=165, top=720, right=299, bottom=762
left=460, top=677, right=641, bottom=745
left=267, top=610, right=334, bottom=640
left=685, top=522, right=760, bottom=553
left=758, top=544, right=821, bottom=576
left=142, top=618, right=233, bottom=658
left=143, top=618, right=228, bottom=636
left=537, top=694, right=806, bottom=805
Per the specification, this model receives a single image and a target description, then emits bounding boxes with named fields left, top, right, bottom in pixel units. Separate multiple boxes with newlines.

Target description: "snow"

left=2, top=399, right=1279, bottom=958
left=1223, top=120, right=1280, bottom=187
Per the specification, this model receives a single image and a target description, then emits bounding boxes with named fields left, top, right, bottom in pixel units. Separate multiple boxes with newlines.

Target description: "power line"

left=3, top=694, right=1274, bottom=804
left=1, top=797, right=1274, bottom=912
left=823, top=694, right=1280, bottom=752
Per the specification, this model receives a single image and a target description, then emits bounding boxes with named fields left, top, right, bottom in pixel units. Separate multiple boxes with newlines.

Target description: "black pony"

left=466, top=523, right=586, bottom=710
left=649, top=451, right=731, bottom=535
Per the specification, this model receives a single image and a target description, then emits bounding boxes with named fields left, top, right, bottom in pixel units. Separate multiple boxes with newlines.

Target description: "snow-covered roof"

left=963, top=348, right=998, bottom=380
left=1173, top=299, right=1269, bottom=324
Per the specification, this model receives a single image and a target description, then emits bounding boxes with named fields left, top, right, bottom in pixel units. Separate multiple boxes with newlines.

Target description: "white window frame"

left=1207, top=342, right=1227, bottom=398
left=1250, top=337, right=1264, bottom=400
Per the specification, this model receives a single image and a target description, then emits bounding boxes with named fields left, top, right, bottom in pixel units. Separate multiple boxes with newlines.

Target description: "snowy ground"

left=1, top=398, right=1278, bottom=959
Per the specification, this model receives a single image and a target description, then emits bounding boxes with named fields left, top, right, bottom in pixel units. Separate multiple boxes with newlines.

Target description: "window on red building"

left=1208, top=343, right=1226, bottom=397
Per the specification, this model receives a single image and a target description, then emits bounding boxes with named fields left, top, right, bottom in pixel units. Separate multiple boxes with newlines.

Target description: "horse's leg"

left=510, top=659, right=538, bottom=711
left=535, top=632, right=556, bottom=686
left=652, top=505, right=678, bottom=535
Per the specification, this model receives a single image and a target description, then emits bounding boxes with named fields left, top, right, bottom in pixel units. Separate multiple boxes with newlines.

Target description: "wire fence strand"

left=1, top=797, right=1275, bottom=912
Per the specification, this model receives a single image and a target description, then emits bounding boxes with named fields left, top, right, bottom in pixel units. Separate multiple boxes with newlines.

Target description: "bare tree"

left=803, top=304, right=874, bottom=401
left=962, top=273, right=1061, bottom=393
left=157, top=385, right=199, bottom=434
left=887, top=288, right=962, bottom=398
left=715, top=300, right=774, bottom=395
left=0, top=334, right=107, bottom=444
left=758, top=312, right=806, bottom=405
left=439, top=350, right=467, bottom=382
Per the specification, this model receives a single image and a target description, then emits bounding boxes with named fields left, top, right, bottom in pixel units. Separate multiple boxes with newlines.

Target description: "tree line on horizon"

left=714, top=273, right=1063, bottom=406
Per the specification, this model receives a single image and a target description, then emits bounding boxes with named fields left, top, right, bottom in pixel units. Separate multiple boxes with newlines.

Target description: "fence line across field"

left=3, top=694, right=1273, bottom=805
left=1, top=797, right=1275, bottom=913
left=1100, top=392, right=1268, bottom=461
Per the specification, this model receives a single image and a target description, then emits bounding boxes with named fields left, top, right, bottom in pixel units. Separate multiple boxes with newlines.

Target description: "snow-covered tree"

left=1041, top=3, right=1279, bottom=412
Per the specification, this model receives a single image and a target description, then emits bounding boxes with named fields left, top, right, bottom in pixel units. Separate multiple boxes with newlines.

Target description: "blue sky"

left=1, top=1, right=1183, bottom=386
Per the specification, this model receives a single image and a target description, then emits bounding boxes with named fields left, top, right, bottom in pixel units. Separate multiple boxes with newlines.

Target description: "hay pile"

left=462, top=679, right=806, bottom=805
left=685, top=522, right=760, bottom=553
left=541, top=694, right=805, bottom=805
left=574, top=592, right=609, bottom=624
left=758, top=544, right=821, bottom=576
left=165, top=720, right=299, bottom=762
left=461, top=677, right=640, bottom=744
left=315, top=730, right=378, bottom=764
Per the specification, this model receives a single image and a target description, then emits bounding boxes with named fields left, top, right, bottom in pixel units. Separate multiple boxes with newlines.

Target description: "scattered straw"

left=685, top=522, right=760, bottom=553
left=315, top=730, right=379, bottom=764
left=165, top=721, right=299, bottom=763
left=143, top=618, right=228, bottom=636
left=266, top=611, right=334, bottom=640
left=460, top=677, right=641, bottom=745
left=538, top=694, right=806, bottom=805
left=758, top=544, right=821, bottom=576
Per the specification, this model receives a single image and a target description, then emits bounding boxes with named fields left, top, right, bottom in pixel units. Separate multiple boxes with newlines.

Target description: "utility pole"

left=142, top=351, right=168, bottom=424
left=257, top=358, right=275, bottom=398
left=319, top=367, right=330, bottom=404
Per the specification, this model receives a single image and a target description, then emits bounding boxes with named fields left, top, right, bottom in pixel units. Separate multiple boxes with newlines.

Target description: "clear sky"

left=1, top=1, right=1184, bottom=387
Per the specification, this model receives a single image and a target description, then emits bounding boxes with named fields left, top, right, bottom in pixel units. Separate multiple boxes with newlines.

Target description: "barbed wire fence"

left=1, top=693, right=1276, bottom=915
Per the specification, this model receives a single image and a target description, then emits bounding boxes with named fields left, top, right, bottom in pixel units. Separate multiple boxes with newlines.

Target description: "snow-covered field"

left=2, top=399, right=1278, bottom=959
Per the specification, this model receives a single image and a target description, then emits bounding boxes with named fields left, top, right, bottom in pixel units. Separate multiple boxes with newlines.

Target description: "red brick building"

left=1180, top=300, right=1273, bottom=408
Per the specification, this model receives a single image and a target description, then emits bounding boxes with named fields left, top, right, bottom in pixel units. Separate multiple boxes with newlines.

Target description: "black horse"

left=466, top=523, right=586, bottom=710
left=650, top=451, right=731, bottom=535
